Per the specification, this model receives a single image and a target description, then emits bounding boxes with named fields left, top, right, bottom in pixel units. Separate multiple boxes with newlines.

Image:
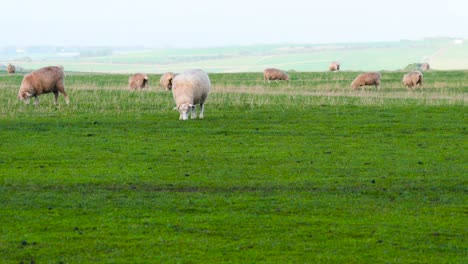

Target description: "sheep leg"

left=53, top=91, right=59, bottom=105
left=34, top=96, right=40, bottom=106
left=62, top=91, right=70, bottom=104
left=56, top=83, right=70, bottom=104
left=199, top=103, right=205, bottom=119
left=190, top=105, right=197, bottom=119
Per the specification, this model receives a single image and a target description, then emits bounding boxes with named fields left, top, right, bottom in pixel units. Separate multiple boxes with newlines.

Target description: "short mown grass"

left=0, top=71, right=466, bottom=263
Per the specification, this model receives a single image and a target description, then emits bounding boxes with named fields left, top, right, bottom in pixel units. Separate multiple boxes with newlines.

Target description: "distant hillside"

left=2, top=38, right=467, bottom=73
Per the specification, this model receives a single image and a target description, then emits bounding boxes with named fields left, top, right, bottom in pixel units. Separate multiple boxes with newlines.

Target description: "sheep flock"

left=6, top=60, right=434, bottom=120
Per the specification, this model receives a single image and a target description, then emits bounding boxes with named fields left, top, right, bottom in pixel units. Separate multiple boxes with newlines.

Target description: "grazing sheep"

left=329, top=62, right=340, bottom=71
left=172, top=69, right=211, bottom=120
left=263, top=68, right=289, bottom=82
left=160, top=72, right=177, bottom=91
left=7, top=64, right=15, bottom=74
left=17, top=66, right=69, bottom=105
left=402, top=71, right=423, bottom=89
left=420, top=63, right=430, bottom=71
left=351, top=72, right=381, bottom=91
left=128, top=73, right=148, bottom=90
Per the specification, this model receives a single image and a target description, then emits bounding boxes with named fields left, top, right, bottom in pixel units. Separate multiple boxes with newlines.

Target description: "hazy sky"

left=1, top=0, right=466, bottom=47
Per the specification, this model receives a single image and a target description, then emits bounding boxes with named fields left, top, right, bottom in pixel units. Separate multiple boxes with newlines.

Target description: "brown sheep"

left=263, top=68, right=289, bottom=82
left=7, top=64, right=15, bottom=74
left=402, top=71, right=423, bottom=89
left=160, top=72, right=177, bottom=91
left=420, top=63, right=430, bottom=71
left=329, top=62, right=340, bottom=71
left=17, top=66, right=69, bottom=105
left=128, top=73, right=148, bottom=90
left=351, top=72, right=381, bottom=91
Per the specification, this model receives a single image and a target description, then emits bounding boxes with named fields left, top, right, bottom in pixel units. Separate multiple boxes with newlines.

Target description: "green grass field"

left=0, top=70, right=467, bottom=263
left=4, top=38, right=468, bottom=73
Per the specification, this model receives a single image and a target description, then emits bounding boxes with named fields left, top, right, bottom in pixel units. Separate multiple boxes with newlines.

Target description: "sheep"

left=172, top=69, right=211, bottom=120
left=420, top=63, right=430, bottom=71
left=402, top=71, right=423, bottom=89
left=329, top=62, right=340, bottom=71
left=159, top=72, right=177, bottom=91
left=351, top=72, right=381, bottom=91
left=128, top=73, right=148, bottom=90
left=7, top=64, right=15, bottom=74
left=17, top=66, right=69, bottom=105
left=263, top=68, right=289, bottom=82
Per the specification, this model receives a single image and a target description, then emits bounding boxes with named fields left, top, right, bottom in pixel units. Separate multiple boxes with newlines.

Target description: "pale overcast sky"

left=1, top=0, right=466, bottom=47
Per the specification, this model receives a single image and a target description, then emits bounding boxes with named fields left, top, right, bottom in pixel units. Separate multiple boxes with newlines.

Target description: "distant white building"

left=454, top=39, right=464, bottom=45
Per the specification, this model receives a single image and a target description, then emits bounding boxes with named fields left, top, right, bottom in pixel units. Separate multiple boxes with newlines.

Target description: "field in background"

left=2, top=38, right=467, bottom=73
left=0, top=71, right=466, bottom=263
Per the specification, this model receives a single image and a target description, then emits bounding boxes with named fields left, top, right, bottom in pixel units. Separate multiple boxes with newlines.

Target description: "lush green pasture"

left=0, top=71, right=466, bottom=263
